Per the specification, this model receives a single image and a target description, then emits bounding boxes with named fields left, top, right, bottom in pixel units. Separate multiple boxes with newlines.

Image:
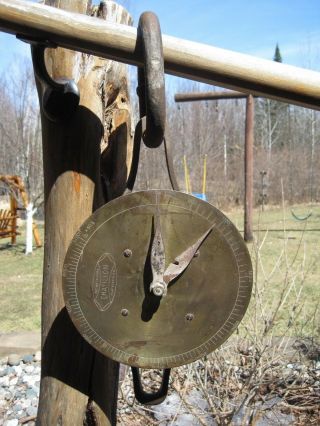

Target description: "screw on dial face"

left=63, top=190, right=253, bottom=369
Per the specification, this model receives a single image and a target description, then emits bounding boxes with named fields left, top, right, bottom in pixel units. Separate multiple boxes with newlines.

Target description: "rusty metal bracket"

left=17, top=35, right=79, bottom=122
left=137, top=12, right=165, bottom=148
left=131, top=367, right=171, bottom=405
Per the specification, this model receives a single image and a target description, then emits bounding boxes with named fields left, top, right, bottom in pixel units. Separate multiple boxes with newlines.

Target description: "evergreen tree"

left=255, top=43, right=288, bottom=156
left=273, top=43, right=282, bottom=62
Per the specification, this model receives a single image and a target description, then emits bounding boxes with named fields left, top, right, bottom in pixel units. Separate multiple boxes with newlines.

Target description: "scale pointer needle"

left=163, top=225, right=214, bottom=285
left=150, top=201, right=167, bottom=297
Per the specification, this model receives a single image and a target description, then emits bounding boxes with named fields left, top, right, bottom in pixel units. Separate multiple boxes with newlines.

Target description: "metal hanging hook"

left=137, top=12, right=166, bottom=148
left=17, top=35, right=79, bottom=122
left=127, top=12, right=179, bottom=192
left=128, top=12, right=178, bottom=404
left=131, top=367, right=171, bottom=405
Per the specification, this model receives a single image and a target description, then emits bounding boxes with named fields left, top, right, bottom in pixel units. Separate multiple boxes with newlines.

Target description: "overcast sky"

left=0, top=1, right=319, bottom=77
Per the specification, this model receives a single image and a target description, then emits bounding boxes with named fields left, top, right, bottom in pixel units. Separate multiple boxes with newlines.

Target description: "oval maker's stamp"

left=91, top=253, right=117, bottom=311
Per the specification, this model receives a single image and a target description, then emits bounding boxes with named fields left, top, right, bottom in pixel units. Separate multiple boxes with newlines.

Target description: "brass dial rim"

left=63, top=190, right=253, bottom=368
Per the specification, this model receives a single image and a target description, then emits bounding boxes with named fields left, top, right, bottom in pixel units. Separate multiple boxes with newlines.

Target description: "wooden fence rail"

left=0, top=0, right=320, bottom=110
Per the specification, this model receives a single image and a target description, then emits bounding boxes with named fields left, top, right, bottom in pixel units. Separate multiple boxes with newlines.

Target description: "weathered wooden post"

left=244, top=94, right=254, bottom=242
left=175, top=91, right=255, bottom=241
left=32, top=1, right=132, bottom=424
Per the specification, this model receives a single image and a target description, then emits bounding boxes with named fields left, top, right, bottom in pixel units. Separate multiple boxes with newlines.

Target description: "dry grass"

left=0, top=205, right=319, bottom=424
left=0, top=204, right=319, bottom=335
left=117, top=201, right=320, bottom=425
left=0, top=223, right=43, bottom=331
left=229, top=202, right=320, bottom=337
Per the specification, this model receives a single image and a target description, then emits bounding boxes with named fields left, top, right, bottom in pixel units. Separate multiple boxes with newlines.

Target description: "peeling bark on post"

left=34, top=1, right=132, bottom=424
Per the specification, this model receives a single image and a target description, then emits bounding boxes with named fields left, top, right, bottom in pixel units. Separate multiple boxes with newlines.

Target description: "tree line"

left=1, top=55, right=319, bottom=213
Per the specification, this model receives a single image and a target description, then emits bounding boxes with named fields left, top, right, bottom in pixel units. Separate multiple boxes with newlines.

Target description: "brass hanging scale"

left=63, top=12, right=252, bottom=405
left=63, top=189, right=252, bottom=367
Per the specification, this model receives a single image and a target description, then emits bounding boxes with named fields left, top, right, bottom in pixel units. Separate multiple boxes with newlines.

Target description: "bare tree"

left=0, top=58, right=43, bottom=206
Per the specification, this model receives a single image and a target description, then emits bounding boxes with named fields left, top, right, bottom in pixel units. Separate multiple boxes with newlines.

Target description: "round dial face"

left=63, top=190, right=252, bottom=368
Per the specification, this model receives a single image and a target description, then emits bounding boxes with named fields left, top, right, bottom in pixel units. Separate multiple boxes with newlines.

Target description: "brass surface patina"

left=63, top=190, right=252, bottom=369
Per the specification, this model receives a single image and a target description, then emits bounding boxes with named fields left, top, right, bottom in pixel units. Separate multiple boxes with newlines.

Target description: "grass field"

left=0, top=223, right=44, bottom=331
left=0, top=203, right=319, bottom=337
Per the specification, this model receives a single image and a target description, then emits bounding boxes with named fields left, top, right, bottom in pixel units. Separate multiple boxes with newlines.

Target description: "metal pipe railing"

left=0, top=0, right=320, bottom=110
left=175, top=91, right=255, bottom=102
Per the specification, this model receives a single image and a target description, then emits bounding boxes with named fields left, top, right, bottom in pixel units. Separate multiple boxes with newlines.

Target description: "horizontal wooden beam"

left=0, top=0, right=320, bottom=110
left=175, top=91, right=256, bottom=102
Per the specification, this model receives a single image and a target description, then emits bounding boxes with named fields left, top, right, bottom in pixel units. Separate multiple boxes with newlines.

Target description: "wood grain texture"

left=0, top=0, right=320, bottom=109
left=35, top=1, right=132, bottom=424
